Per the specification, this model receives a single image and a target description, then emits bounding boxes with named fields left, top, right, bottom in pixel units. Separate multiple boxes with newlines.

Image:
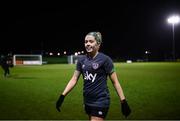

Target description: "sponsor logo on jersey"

left=92, top=63, right=99, bottom=69
left=84, top=71, right=97, bottom=82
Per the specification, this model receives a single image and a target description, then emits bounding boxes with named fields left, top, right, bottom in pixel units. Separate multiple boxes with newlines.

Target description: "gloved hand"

left=121, top=99, right=131, bottom=118
left=56, top=94, right=65, bottom=112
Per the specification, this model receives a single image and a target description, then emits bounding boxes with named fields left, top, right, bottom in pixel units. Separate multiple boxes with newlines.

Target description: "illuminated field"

left=0, top=62, right=180, bottom=120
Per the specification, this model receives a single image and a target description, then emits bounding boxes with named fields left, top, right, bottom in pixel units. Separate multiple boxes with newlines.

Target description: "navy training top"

left=76, top=52, right=114, bottom=108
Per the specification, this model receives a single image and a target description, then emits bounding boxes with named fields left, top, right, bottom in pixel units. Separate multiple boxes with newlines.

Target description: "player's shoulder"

left=98, top=52, right=112, bottom=60
left=77, top=55, right=86, bottom=62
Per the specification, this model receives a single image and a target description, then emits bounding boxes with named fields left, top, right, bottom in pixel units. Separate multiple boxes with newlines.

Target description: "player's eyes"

left=85, top=40, right=95, bottom=44
left=85, top=40, right=88, bottom=43
left=89, top=40, right=93, bottom=42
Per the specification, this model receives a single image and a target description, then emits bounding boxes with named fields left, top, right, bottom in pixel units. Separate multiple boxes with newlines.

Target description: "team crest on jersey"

left=92, top=63, right=99, bottom=69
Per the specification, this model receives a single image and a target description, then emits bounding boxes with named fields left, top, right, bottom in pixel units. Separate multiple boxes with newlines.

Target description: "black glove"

left=56, top=94, right=65, bottom=112
left=121, top=99, right=131, bottom=118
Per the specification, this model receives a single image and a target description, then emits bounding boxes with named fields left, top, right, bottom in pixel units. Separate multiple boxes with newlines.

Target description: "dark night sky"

left=1, top=1, right=180, bottom=60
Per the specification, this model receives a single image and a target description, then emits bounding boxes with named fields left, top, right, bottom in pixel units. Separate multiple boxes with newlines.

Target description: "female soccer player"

left=56, top=31, right=131, bottom=121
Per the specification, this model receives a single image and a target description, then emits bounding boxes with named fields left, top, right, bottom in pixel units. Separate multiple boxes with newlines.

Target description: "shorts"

left=84, top=104, right=109, bottom=118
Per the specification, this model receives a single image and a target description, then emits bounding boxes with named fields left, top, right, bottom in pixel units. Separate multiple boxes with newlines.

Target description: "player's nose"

left=85, top=42, right=91, bottom=46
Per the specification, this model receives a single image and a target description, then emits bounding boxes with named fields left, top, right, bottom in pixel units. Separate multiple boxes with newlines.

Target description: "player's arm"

left=56, top=70, right=81, bottom=112
left=62, top=70, right=81, bottom=96
left=109, top=72, right=131, bottom=118
left=109, top=72, right=125, bottom=101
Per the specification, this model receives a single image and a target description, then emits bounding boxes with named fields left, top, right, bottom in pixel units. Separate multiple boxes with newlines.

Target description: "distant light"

left=57, top=53, right=60, bottom=56
left=49, top=52, right=53, bottom=56
left=64, top=51, right=66, bottom=55
left=78, top=51, right=81, bottom=55
left=167, top=15, right=180, bottom=24
left=145, top=51, right=150, bottom=54
left=74, top=52, right=78, bottom=56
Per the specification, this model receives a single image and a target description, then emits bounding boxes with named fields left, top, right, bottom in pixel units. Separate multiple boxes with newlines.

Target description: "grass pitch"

left=0, top=62, right=180, bottom=120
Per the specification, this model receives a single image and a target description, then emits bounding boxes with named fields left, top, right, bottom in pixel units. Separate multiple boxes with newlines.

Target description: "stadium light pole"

left=167, top=15, right=180, bottom=61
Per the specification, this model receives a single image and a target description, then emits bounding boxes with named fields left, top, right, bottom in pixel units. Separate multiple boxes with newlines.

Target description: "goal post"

left=67, top=55, right=83, bottom=64
left=13, top=54, right=42, bottom=66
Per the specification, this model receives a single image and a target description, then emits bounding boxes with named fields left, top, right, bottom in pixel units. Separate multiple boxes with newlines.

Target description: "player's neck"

left=88, top=51, right=99, bottom=59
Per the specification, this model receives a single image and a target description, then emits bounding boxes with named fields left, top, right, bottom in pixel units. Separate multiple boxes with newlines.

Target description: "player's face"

left=85, top=35, right=100, bottom=53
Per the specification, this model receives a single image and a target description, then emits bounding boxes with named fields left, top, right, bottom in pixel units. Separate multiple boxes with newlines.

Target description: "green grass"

left=0, top=62, right=180, bottom=120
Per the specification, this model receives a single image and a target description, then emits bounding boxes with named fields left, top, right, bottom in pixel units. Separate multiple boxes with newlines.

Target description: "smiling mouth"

left=85, top=46, right=92, bottom=51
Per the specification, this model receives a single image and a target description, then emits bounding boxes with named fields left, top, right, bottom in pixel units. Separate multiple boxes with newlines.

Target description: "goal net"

left=13, top=54, right=42, bottom=66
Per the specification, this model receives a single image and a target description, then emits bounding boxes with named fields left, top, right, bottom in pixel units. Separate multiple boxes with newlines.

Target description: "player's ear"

left=96, top=44, right=101, bottom=50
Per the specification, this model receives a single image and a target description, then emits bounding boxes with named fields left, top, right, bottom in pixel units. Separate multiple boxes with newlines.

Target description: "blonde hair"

left=86, top=31, right=102, bottom=44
